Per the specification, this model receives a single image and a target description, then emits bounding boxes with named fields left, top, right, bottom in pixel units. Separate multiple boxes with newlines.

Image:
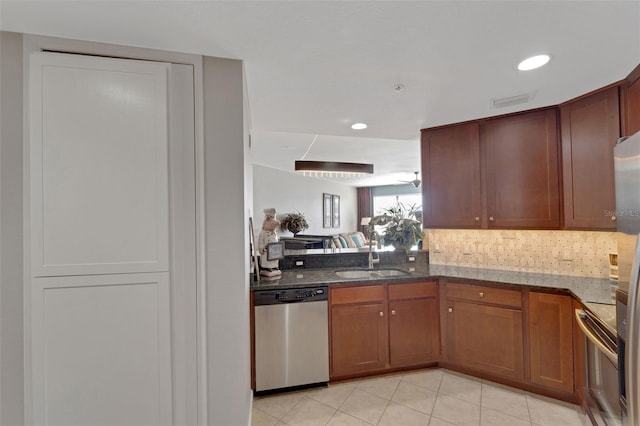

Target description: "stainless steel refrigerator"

left=614, top=131, right=640, bottom=425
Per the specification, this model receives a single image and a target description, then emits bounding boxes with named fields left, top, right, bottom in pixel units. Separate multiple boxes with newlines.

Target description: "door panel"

left=561, top=87, right=619, bottom=230
left=331, top=303, right=388, bottom=377
left=446, top=300, right=524, bottom=380
left=29, top=52, right=169, bottom=277
left=27, top=53, right=197, bottom=426
left=389, top=298, right=439, bottom=366
left=31, top=274, right=172, bottom=426
left=484, top=109, right=560, bottom=228
left=421, top=123, right=482, bottom=228
left=528, top=292, right=574, bottom=393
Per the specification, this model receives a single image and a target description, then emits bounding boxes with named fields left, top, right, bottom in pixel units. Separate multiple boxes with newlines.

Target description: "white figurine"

left=258, top=208, right=282, bottom=277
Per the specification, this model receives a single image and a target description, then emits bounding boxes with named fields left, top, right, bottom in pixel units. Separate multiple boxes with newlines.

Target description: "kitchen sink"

left=335, top=268, right=411, bottom=279
left=375, top=269, right=411, bottom=277
left=335, top=270, right=374, bottom=279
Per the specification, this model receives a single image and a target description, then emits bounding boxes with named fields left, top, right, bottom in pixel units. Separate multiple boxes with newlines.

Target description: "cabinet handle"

left=475, top=216, right=480, bottom=221
left=489, top=216, right=494, bottom=221
left=391, top=309, right=396, bottom=315
left=379, top=311, right=384, bottom=317
left=479, top=292, right=484, bottom=298
left=448, top=307, right=453, bottom=313
left=612, top=215, right=617, bottom=221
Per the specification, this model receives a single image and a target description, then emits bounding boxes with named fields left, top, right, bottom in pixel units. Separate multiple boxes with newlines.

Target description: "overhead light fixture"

left=295, top=160, right=374, bottom=178
left=518, top=54, right=550, bottom=71
left=351, top=122, right=367, bottom=130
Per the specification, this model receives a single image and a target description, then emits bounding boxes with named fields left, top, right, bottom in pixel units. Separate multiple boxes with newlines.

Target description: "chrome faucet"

left=368, top=231, right=379, bottom=269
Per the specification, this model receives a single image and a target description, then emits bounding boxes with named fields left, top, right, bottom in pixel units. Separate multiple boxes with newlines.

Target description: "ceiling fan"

left=400, top=171, right=421, bottom=188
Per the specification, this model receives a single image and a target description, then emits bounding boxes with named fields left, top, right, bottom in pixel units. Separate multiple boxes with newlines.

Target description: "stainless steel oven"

left=575, top=305, right=622, bottom=426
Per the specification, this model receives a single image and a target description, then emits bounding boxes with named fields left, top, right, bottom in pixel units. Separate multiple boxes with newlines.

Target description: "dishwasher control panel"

left=254, top=286, right=327, bottom=305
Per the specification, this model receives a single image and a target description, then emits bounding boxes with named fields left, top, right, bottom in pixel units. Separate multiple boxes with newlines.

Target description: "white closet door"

left=27, top=52, right=180, bottom=426
left=29, top=52, right=169, bottom=277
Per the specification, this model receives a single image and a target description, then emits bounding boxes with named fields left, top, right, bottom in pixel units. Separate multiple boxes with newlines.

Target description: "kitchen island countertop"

left=251, top=263, right=615, bottom=306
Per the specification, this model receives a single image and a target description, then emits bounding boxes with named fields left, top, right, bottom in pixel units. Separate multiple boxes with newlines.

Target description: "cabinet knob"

left=379, top=311, right=384, bottom=317
left=391, top=309, right=396, bottom=316
left=489, top=216, right=494, bottom=221
left=448, top=307, right=453, bottom=313
left=479, top=292, right=484, bottom=298
left=475, top=216, right=480, bottom=221
left=612, top=215, right=617, bottom=221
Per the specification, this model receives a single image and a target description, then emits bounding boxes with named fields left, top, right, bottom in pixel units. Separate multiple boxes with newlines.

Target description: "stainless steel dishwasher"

left=254, top=286, right=329, bottom=393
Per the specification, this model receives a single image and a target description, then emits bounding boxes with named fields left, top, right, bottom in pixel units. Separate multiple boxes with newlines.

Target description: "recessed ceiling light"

left=351, top=122, right=367, bottom=130
left=518, top=54, right=550, bottom=71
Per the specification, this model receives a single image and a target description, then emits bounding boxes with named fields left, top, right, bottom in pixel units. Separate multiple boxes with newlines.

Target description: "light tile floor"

left=251, top=368, right=586, bottom=426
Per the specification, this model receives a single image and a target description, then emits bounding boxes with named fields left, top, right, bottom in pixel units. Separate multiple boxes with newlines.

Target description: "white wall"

left=0, top=30, right=25, bottom=426
left=253, top=164, right=358, bottom=236
left=203, top=56, right=252, bottom=426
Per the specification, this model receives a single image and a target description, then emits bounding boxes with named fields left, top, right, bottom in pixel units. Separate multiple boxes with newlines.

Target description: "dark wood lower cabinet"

left=323, top=279, right=577, bottom=402
left=330, top=281, right=439, bottom=378
left=440, top=280, right=577, bottom=402
left=331, top=302, right=388, bottom=377
left=389, top=298, right=439, bottom=367
left=528, top=292, right=574, bottom=394
left=445, top=300, right=524, bottom=380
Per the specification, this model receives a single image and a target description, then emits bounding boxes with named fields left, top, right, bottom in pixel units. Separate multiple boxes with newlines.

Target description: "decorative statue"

left=258, top=208, right=282, bottom=277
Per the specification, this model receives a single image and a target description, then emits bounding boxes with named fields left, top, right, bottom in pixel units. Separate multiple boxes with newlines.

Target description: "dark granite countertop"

left=251, top=264, right=615, bottom=305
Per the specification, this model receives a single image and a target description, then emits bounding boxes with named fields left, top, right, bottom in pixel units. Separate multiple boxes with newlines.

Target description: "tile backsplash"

left=427, top=229, right=617, bottom=278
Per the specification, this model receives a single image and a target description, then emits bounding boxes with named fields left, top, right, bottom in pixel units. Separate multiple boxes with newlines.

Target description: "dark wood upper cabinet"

left=483, top=109, right=561, bottom=229
left=421, top=123, right=481, bottom=228
left=421, top=109, right=560, bottom=229
left=561, top=87, right=619, bottom=230
left=621, top=64, right=640, bottom=136
left=419, top=63, right=640, bottom=231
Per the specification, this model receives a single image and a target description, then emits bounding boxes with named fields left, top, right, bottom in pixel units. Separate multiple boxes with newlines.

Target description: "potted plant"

left=280, top=211, right=309, bottom=236
left=369, top=203, right=424, bottom=254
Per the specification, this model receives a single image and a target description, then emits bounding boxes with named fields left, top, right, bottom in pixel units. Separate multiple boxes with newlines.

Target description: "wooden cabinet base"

left=439, top=362, right=579, bottom=405
left=330, top=362, right=438, bottom=382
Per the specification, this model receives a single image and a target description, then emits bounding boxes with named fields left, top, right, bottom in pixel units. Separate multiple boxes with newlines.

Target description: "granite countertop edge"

left=251, top=264, right=615, bottom=306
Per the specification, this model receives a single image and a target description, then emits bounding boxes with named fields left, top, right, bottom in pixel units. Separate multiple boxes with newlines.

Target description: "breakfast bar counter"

left=251, top=263, right=615, bottom=305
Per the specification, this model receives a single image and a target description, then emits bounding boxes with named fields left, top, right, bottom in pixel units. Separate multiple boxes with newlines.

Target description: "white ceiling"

left=2, top=1, right=640, bottom=186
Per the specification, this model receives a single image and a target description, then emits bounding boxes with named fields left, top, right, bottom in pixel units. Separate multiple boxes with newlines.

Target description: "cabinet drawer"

left=389, top=281, right=437, bottom=300
left=446, top=282, right=522, bottom=308
left=331, top=285, right=385, bottom=305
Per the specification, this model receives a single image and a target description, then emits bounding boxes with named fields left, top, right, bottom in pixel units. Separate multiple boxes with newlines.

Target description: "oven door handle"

left=575, top=309, right=618, bottom=367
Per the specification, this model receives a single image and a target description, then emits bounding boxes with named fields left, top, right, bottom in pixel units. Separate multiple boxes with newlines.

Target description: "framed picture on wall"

left=323, top=193, right=332, bottom=228
left=332, top=195, right=340, bottom=228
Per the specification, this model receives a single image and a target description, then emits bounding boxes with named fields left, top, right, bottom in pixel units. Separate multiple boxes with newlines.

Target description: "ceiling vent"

left=491, top=92, right=535, bottom=109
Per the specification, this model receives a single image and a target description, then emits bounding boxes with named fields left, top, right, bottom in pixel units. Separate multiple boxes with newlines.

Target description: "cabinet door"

left=621, top=65, right=640, bottom=136
left=484, top=109, right=560, bottom=229
left=421, top=123, right=482, bottom=228
left=330, top=302, right=388, bottom=377
left=561, top=87, right=619, bottom=230
left=445, top=300, right=524, bottom=380
left=528, top=292, right=574, bottom=394
left=389, top=298, right=439, bottom=367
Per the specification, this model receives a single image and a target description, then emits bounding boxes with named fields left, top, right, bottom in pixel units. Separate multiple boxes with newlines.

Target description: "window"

left=373, top=194, right=422, bottom=216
